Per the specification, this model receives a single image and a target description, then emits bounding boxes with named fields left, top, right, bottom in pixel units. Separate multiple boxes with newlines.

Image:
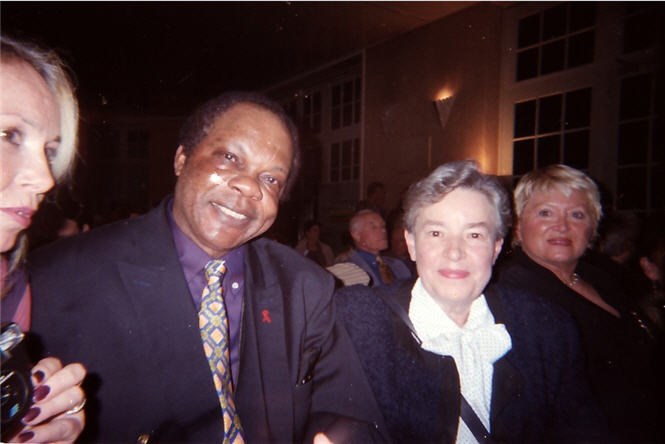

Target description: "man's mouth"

left=211, top=202, right=247, bottom=220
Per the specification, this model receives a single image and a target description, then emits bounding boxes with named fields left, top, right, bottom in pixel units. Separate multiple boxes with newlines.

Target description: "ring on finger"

left=65, top=398, right=86, bottom=415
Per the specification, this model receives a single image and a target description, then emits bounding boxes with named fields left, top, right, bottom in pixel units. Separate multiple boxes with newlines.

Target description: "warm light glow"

left=435, top=88, right=454, bottom=101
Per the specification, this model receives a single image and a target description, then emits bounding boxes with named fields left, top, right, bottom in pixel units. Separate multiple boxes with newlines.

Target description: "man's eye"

left=571, top=211, right=586, bottom=220
left=537, top=209, right=551, bottom=217
left=224, top=152, right=237, bottom=162
left=0, top=128, right=22, bottom=146
left=469, top=232, right=481, bottom=239
left=429, top=231, right=440, bottom=237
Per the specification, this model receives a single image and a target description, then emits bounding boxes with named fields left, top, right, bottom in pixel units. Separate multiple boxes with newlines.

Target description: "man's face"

left=172, top=102, right=293, bottom=258
left=351, top=212, right=388, bottom=255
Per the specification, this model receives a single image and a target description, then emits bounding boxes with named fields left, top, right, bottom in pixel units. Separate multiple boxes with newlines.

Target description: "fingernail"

left=17, top=431, right=34, bottom=443
left=22, top=407, right=40, bottom=423
left=33, top=385, right=50, bottom=401
left=32, top=370, right=45, bottom=383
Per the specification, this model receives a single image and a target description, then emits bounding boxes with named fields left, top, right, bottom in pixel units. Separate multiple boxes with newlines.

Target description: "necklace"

left=567, top=272, right=580, bottom=287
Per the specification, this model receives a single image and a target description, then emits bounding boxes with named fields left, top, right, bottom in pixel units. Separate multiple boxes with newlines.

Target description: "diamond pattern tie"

left=199, top=260, right=245, bottom=443
left=376, top=255, right=395, bottom=284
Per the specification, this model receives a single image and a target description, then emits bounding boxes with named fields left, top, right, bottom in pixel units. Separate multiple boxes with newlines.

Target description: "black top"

left=493, top=247, right=662, bottom=443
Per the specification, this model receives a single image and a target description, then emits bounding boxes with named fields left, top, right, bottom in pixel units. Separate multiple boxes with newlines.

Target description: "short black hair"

left=178, top=91, right=301, bottom=198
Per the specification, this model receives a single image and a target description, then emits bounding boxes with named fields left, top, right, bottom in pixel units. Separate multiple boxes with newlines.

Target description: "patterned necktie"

left=376, top=255, right=395, bottom=284
left=199, top=260, right=245, bottom=443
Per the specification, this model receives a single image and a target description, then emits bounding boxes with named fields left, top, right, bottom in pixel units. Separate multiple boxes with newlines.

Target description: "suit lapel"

left=236, top=241, right=294, bottom=441
left=115, top=201, right=222, bottom=436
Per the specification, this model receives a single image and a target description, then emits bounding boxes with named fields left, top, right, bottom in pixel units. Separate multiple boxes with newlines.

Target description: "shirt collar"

left=167, top=197, right=245, bottom=291
left=408, top=277, right=495, bottom=342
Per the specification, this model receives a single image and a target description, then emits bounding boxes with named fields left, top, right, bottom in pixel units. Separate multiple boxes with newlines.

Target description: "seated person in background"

left=355, top=181, right=387, bottom=218
left=28, top=91, right=387, bottom=443
left=340, top=209, right=412, bottom=287
left=386, top=213, right=416, bottom=276
left=336, top=160, right=610, bottom=443
left=493, top=164, right=661, bottom=443
left=295, top=220, right=335, bottom=267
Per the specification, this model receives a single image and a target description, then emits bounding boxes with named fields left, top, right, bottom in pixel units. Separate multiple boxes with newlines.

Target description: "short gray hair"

left=349, top=209, right=380, bottom=233
left=403, top=160, right=512, bottom=239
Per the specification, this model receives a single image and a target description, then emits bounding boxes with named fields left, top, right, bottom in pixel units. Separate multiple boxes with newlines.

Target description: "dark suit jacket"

left=28, top=199, right=387, bottom=443
left=346, top=251, right=412, bottom=287
left=335, top=279, right=611, bottom=444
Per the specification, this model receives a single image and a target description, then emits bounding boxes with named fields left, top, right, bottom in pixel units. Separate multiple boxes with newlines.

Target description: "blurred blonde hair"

left=1, top=35, right=79, bottom=273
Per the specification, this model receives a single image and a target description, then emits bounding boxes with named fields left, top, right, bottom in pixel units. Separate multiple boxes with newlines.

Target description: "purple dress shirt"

left=167, top=199, right=244, bottom=386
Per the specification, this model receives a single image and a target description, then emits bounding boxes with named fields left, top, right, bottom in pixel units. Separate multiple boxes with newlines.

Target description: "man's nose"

left=228, top=174, right=262, bottom=200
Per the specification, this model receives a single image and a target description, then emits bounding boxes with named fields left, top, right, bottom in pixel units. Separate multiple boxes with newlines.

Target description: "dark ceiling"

left=2, top=1, right=474, bottom=114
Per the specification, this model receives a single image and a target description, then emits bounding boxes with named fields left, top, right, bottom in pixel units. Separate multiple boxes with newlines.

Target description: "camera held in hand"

left=1, top=322, right=34, bottom=441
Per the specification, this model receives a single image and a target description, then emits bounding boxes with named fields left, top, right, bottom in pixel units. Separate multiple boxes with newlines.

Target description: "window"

left=303, top=91, right=322, bottom=134
left=330, top=138, right=360, bottom=183
left=616, top=72, right=664, bottom=212
left=331, top=77, right=361, bottom=130
left=516, top=3, right=596, bottom=81
left=512, top=87, right=592, bottom=175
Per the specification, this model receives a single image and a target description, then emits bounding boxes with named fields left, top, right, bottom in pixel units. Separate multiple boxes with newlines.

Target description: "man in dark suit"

left=28, top=92, right=386, bottom=443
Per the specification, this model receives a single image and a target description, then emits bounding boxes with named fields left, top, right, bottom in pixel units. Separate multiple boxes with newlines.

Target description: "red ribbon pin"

left=261, top=309, right=272, bottom=323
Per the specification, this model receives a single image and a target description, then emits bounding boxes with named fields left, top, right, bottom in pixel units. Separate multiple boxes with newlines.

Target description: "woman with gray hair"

left=494, top=164, right=661, bottom=443
left=1, top=35, right=86, bottom=443
left=336, top=160, right=609, bottom=443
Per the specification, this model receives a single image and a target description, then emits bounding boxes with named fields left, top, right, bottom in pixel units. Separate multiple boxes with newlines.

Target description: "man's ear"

left=174, top=145, right=187, bottom=176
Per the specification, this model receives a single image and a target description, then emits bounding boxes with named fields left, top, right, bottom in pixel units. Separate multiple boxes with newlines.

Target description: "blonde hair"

left=1, top=35, right=79, bottom=182
left=513, top=164, right=602, bottom=246
left=1, top=35, right=79, bottom=274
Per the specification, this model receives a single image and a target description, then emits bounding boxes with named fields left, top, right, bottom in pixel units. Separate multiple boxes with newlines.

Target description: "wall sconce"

left=434, top=95, right=456, bottom=129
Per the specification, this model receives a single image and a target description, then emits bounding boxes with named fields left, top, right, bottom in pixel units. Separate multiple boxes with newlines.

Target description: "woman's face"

left=517, top=188, right=594, bottom=272
left=405, top=188, right=503, bottom=318
left=0, top=60, right=60, bottom=253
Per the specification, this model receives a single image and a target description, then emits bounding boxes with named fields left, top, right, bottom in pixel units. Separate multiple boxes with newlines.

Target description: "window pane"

left=343, top=81, right=353, bottom=103
left=537, top=135, right=561, bottom=167
left=332, top=85, right=341, bottom=107
left=518, top=13, right=540, bottom=48
left=331, top=143, right=340, bottom=167
left=517, top=48, right=539, bottom=81
left=565, top=88, right=591, bottom=129
left=563, top=130, right=589, bottom=169
left=570, top=3, right=596, bottom=31
left=617, top=166, right=647, bottom=209
left=623, top=11, right=659, bottom=53
left=332, top=109, right=340, bottom=130
left=514, top=100, right=536, bottom=137
left=620, top=74, right=652, bottom=119
left=543, top=4, right=567, bottom=40
left=653, top=116, right=664, bottom=162
left=541, top=39, right=566, bottom=75
left=355, top=78, right=361, bottom=100
left=342, top=140, right=352, bottom=166
left=618, top=120, right=649, bottom=165
left=568, top=30, right=594, bottom=68
left=513, top=139, right=534, bottom=174
left=343, top=104, right=353, bottom=126
left=353, top=139, right=360, bottom=164
left=651, top=164, right=665, bottom=209
left=539, top=94, right=563, bottom=134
